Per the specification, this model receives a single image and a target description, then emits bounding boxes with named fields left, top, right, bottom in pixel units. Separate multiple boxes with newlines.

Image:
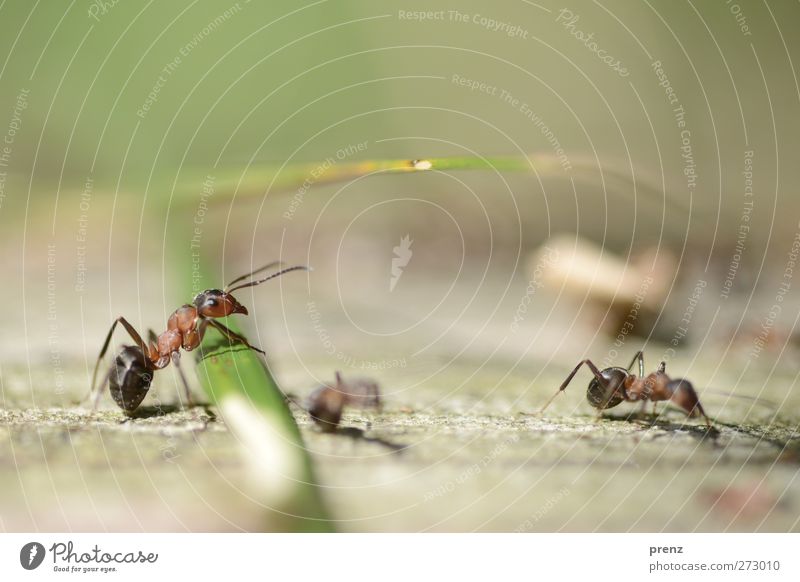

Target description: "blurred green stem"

left=193, top=340, right=333, bottom=531
left=176, top=154, right=545, bottom=200
left=174, top=152, right=684, bottom=219
left=169, top=209, right=333, bottom=532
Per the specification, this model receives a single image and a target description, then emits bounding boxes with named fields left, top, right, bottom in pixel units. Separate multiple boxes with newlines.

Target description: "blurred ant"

left=305, top=371, right=382, bottom=432
left=88, top=261, right=309, bottom=415
left=540, top=350, right=711, bottom=427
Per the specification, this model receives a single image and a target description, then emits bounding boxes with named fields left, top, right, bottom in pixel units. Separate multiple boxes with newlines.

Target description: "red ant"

left=540, top=350, right=711, bottom=427
left=88, top=261, right=309, bottom=415
left=305, top=371, right=382, bottom=432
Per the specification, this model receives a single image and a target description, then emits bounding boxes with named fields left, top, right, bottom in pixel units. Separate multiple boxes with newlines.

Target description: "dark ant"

left=88, top=261, right=309, bottom=415
left=540, top=350, right=711, bottom=427
left=305, top=371, right=382, bottom=432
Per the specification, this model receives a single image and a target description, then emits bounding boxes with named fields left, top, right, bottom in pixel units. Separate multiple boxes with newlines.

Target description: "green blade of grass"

left=170, top=218, right=333, bottom=532
left=173, top=152, right=689, bottom=223
left=174, top=154, right=545, bottom=201
left=193, top=338, right=333, bottom=532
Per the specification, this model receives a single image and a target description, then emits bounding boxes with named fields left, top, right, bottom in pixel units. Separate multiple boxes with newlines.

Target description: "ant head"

left=193, top=289, right=248, bottom=318
left=586, top=367, right=629, bottom=409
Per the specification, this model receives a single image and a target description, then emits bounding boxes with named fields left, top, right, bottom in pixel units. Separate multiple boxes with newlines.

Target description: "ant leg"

left=196, top=318, right=209, bottom=342
left=89, top=368, right=112, bottom=410
left=89, top=317, right=150, bottom=404
left=171, top=351, right=194, bottom=408
left=145, top=328, right=162, bottom=364
left=147, top=329, right=158, bottom=349
left=626, top=350, right=645, bottom=377
left=207, top=319, right=266, bottom=355
left=635, top=401, right=657, bottom=424
left=372, top=384, right=383, bottom=413
left=224, top=260, right=284, bottom=290
left=540, top=359, right=608, bottom=413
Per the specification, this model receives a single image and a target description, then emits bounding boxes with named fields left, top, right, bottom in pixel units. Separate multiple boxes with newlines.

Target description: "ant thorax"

left=624, top=372, right=671, bottom=402
left=165, top=304, right=202, bottom=351
left=169, top=304, right=199, bottom=330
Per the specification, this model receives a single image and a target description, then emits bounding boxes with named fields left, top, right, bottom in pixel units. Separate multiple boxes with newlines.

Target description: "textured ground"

left=2, top=344, right=799, bottom=532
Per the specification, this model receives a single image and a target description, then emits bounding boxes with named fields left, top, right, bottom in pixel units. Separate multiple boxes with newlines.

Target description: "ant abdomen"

left=586, top=367, right=627, bottom=409
left=666, top=378, right=705, bottom=418
left=109, top=347, right=154, bottom=415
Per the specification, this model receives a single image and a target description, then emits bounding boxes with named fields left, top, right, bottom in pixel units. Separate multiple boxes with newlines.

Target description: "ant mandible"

left=88, top=261, right=309, bottom=415
left=540, top=350, right=711, bottom=427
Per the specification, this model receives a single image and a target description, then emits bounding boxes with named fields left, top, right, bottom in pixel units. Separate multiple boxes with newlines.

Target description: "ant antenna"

left=226, top=265, right=312, bottom=293
left=225, top=260, right=284, bottom=290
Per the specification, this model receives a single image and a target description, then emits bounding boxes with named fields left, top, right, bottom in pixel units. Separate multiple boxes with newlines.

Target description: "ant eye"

left=206, top=299, right=218, bottom=307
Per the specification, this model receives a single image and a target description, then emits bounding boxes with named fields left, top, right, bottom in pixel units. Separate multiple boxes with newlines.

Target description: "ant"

left=540, top=350, right=711, bottom=427
left=88, top=261, right=309, bottom=415
left=305, top=371, right=382, bottom=432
